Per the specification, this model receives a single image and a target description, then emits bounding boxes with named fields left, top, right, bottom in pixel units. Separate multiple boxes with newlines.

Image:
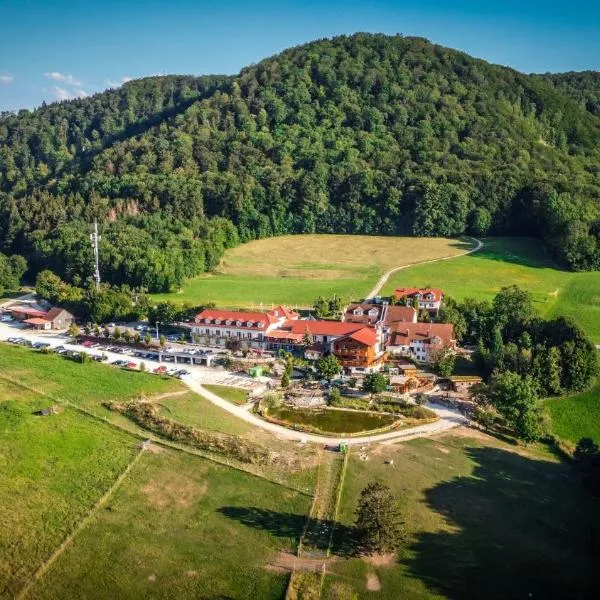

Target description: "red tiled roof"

left=389, top=322, right=455, bottom=347
left=287, top=320, right=367, bottom=337
left=272, top=305, right=300, bottom=320
left=194, top=308, right=279, bottom=330
left=23, top=317, right=49, bottom=325
left=10, top=307, right=48, bottom=317
left=264, top=330, right=304, bottom=342
left=347, top=327, right=378, bottom=346
left=384, top=305, right=417, bottom=325
left=394, top=287, right=444, bottom=302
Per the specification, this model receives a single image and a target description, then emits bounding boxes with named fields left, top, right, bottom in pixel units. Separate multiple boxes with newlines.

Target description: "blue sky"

left=1, top=0, right=599, bottom=111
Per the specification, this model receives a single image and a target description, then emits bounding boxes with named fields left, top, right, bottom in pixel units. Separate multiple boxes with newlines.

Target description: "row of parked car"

left=7, top=337, right=51, bottom=350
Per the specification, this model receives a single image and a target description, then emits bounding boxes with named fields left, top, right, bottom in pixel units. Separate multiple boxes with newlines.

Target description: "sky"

left=1, top=0, right=599, bottom=111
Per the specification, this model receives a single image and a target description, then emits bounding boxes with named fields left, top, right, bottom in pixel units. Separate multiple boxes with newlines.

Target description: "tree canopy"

left=1, top=34, right=600, bottom=290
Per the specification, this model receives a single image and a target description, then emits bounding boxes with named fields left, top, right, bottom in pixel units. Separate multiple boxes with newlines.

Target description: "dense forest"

left=1, top=33, right=600, bottom=291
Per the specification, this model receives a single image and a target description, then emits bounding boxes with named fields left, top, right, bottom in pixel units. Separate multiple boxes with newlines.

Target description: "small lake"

left=267, top=406, right=398, bottom=435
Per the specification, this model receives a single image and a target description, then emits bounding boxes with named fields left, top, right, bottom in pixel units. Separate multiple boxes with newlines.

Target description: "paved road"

left=365, top=236, right=484, bottom=300
left=0, top=322, right=468, bottom=446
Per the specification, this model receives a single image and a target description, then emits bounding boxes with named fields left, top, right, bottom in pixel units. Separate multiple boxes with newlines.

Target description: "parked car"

left=0, top=314, right=13, bottom=322
left=125, top=362, right=137, bottom=369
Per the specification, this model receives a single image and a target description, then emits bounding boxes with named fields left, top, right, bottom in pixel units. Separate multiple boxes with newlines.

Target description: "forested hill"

left=1, top=33, right=600, bottom=292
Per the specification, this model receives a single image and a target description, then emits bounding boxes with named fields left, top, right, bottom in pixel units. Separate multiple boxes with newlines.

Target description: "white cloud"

left=44, top=71, right=82, bottom=87
left=104, top=75, right=133, bottom=88
left=0, top=73, right=14, bottom=84
left=51, top=86, right=89, bottom=101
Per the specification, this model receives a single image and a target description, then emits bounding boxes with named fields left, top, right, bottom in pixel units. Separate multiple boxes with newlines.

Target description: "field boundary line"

left=16, top=448, right=146, bottom=600
left=0, top=373, right=313, bottom=497
left=365, top=236, right=483, bottom=299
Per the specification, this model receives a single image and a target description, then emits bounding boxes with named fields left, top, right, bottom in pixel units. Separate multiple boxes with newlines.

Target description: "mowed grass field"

left=152, top=234, right=475, bottom=308
left=324, top=433, right=600, bottom=600
left=382, top=237, right=600, bottom=342
left=32, top=449, right=312, bottom=600
left=545, top=376, right=600, bottom=444
left=0, top=343, right=317, bottom=598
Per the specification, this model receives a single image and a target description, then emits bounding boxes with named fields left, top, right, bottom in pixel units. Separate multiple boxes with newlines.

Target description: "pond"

left=266, top=406, right=399, bottom=435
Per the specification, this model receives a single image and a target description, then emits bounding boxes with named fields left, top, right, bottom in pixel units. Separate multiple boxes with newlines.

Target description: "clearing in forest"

left=151, top=234, right=475, bottom=307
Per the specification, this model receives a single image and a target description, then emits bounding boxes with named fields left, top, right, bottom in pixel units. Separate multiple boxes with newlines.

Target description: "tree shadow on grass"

left=217, top=506, right=359, bottom=557
left=406, top=446, right=600, bottom=600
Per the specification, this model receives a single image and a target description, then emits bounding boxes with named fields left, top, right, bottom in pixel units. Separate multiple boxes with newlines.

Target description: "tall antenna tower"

left=90, top=220, right=101, bottom=291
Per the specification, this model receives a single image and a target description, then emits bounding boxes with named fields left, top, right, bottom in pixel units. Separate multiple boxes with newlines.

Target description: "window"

left=236, top=320, right=242, bottom=327
left=215, top=319, right=221, bottom=325
left=205, top=318, right=211, bottom=324
left=225, top=320, right=231, bottom=325
left=246, top=321, right=253, bottom=327
left=216, top=330, right=221, bottom=336
left=353, top=308, right=363, bottom=316
left=258, top=321, right=265, bottom=328
left=205, top=329, right=209, bottom=335
left=368, top=308, right=378, bottom=316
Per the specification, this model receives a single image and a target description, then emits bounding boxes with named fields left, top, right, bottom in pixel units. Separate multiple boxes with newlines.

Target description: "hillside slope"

left=1, top=33, right=599, bottom=290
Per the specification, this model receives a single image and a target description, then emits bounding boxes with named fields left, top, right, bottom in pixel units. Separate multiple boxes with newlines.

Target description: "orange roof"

left=389, top=322, right=455, bottom=347
left=384, top=305, right=417, bottom=325
left=272, top=305, right=300, bottom=320
left=287, top=320, right=367, bottom=337
left=195, top=308, right=279, bottom=330
left=23, top=317, right=49, bottom=325
left=394, top=287, right=444, bottom=302
left=347, top=327, right=378, bottom=346
left=10, top=307, right=48, bottom=317
left=264, top=330, right=304, bottom=342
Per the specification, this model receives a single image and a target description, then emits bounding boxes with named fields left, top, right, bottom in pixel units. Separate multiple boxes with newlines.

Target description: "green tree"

left=159, top=334, right=167, bottom=348
left=329, top=386, right=341, bottom=404
left=483, top=371, right=541, bottom=442
left=430, top=346, right=455, bottom=377
left=67, top=322, right=79, bottom=338
left=363, top=372, right=389, bottom=394
left=355, top=482, right=402, bottom=554
left=315, top=354, right=340, bottom=381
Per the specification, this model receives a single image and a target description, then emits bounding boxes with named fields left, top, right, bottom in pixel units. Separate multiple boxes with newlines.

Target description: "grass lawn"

left=203, top=384, right=249, bottom=405
left=0, top=385, right=138, bottom=598
left=0, top=343, right=184, bottom=418
left=544, top=376, right=600, bottom=444
left=323, top=433, right=600, bottom=599
left=159, top=391, right=252, bottom=435
left=152, top=234, right=474, bottom=308
left=382, top=237, right=600, bottom=342
left=33, top=448, right=313, bottom=600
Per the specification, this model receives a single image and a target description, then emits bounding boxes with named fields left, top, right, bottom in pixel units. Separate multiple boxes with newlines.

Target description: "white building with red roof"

left=387, top=322, right=456, bottom=362
left=191, top=306, right=299, bottom=347
left=394, top=287, right=444, bottom=312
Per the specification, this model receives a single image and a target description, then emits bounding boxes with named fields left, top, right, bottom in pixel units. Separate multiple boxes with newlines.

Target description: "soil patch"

left=435, top=445, right=450, bottom=454
left=366, top=572, right=381, bottom=591
left=141, top=472, right=208, bottom=510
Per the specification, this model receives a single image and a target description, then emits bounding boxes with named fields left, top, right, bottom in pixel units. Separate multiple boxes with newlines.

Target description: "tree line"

left=0, top=34, right=599, bottom=291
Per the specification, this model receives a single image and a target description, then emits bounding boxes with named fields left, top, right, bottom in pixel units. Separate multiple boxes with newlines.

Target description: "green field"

left=323, top=434, right=600, bottom=599
left=0, top=387, right=138, bottom=598
left=203, top=384, right=249, bottom=405
left=382, top=237, right=600, bottom=342
left=153, top=234, right=600, bottom=342
left=159, top=391, right=252, bottom=435
left=152, top=234, right=475, bottom=308
left=545, top=377, right=600, bottom=444
left=33, top=449, right=312, bottom=600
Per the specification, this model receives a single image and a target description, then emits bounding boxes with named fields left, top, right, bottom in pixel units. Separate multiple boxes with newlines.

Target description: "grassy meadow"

left=545, top=377, right=600, bottom=444
left=382, top=237, right=600, bottom=342
left=323, top=433, right=600, bottom=600
left=0, top=386, right=138, bottom=598
left=203, top=384, right=249, bottom=405
left=152, top=234, right=475, bottom=308
left=32, top=449, right=312, bottom=600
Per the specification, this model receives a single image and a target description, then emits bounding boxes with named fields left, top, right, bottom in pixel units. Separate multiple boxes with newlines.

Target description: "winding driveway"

left=186, top=376, right=468, bottom=446
left=365, top=236, right=483, bottom=300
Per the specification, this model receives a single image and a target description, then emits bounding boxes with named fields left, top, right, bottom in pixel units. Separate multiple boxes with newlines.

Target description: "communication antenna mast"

left=90, top=220, right=101, bottom=291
